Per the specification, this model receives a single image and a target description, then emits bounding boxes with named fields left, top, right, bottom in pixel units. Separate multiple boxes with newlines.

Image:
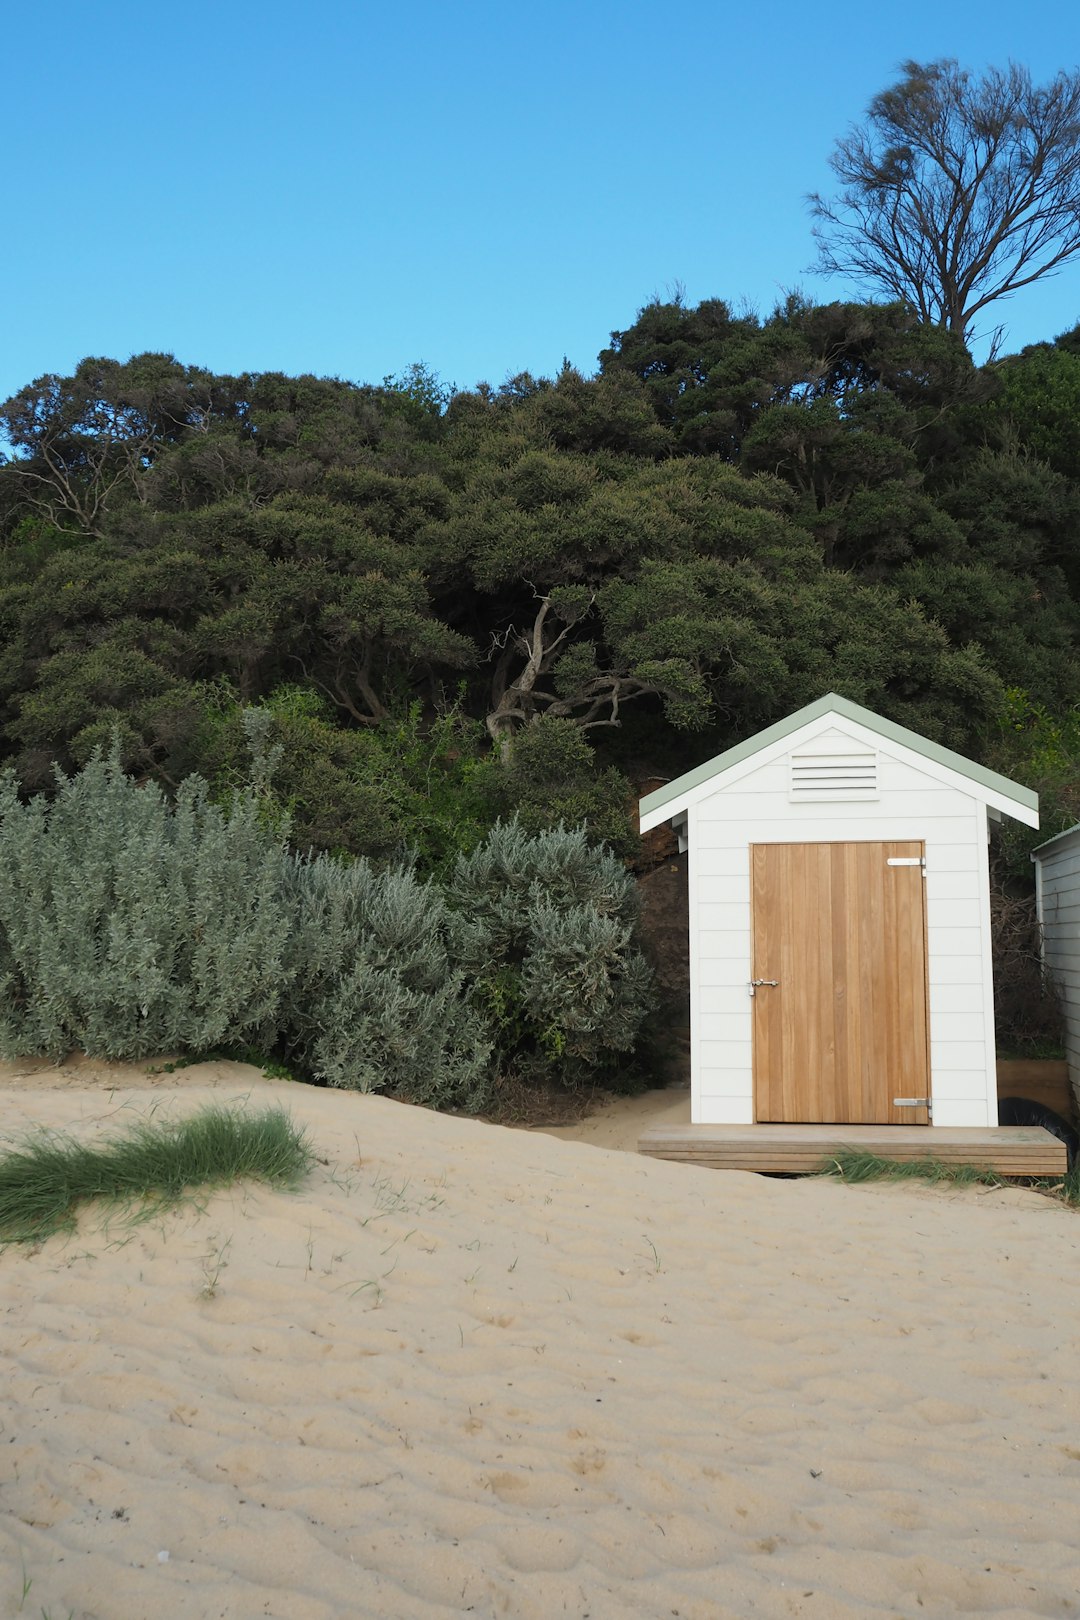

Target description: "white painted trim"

left=686, top=800, right=702, bottom=1128
left=975, top=802, right=999, bottom=1127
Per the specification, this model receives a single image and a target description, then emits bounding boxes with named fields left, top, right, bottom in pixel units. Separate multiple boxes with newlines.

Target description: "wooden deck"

left=637, top=1123, right=1067, bottom=1177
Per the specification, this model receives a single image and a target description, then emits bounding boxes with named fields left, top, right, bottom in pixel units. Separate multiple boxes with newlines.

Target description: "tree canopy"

left=2, top=289, right=1079, bottom=867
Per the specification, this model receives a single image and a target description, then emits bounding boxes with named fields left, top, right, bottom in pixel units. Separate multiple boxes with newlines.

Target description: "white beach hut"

left=1032, top=824, right=1080, bottom=1118
left=639, top=693, right=1039, bottom=1134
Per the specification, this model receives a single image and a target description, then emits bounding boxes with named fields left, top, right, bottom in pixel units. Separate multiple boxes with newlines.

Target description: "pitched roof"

left=639, top=692, right=1038, bottom=829
left=1032, top=822, right=1080, bottom=859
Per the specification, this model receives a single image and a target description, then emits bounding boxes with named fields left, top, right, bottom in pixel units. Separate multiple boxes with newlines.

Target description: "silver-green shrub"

left=447, top=821, right=653, bottom=1087
left=0, top=747, right=653, bottom=1107
left=278, top=851, right=493, bottom=1109
left=0, top=751, right=291, bottom=1059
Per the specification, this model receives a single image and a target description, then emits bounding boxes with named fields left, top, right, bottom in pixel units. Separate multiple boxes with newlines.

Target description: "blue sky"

left=3, top=0, right=1078, bottom=405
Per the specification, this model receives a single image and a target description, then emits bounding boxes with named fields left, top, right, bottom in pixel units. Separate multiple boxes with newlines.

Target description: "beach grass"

left=821, top=1148, right=1080, bottom=1206
left=0, top=1106, right=314, bottom=1243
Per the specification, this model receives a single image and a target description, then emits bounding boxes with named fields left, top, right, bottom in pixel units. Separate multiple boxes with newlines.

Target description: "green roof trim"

left=639, top=693, right=1038, bottom=822
left=1032, top=821, right=1080, bottom=856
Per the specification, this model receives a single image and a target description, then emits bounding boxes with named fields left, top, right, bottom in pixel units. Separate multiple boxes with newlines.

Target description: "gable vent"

left=789, top=749, right=878, bottom=801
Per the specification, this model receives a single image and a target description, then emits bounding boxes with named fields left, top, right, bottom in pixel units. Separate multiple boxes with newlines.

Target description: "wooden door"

left=751, top=841, right=930, bottom=1124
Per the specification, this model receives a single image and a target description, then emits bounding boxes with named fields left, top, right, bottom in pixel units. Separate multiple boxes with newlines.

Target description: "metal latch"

left=749, top=979, right=779, bottom=997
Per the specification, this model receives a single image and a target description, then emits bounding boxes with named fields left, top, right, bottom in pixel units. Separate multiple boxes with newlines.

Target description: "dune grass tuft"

left=820, top=1150, right=1005, bottom=1189
left=0, top=1106, right=314, bottom=1243
left=821, top=1148, right=1080, bottom=1207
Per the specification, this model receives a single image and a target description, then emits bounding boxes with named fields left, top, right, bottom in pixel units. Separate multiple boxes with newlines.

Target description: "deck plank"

left=637, top=1124, right=1066, bottom=1176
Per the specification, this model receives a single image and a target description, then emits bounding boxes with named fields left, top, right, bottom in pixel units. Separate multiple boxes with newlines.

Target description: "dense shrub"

left=492, top=717, right=637, bottom=860
left=448, top=820, right=654, bottom=1090
left=193, top=685, right=501, bottom=868
left=278, top=851, right=493, bottom=1109
left=0, top=751, right=290, bottom=1060
left=0, top=752, right=653, bottom=1108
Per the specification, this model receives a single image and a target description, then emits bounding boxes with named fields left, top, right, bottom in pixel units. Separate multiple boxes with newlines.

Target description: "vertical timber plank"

left=750, top=846, right=774, bottom=1121
left=887, top=841, right=930, bottom=1124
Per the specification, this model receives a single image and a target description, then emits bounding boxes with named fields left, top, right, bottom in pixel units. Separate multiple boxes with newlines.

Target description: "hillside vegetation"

left=2, top=297, right=1078, bottom=1073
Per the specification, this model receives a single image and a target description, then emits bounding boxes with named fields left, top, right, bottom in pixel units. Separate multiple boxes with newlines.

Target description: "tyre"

left=998, top=1096, right=1079, bottom=1170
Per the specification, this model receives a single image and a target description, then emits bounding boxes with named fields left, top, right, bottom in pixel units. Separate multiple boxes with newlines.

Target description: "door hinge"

left=893, top=1096, right=932, bottom=1116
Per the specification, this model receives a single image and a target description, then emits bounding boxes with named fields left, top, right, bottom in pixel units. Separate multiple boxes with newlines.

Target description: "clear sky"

left=3, top=0, right=1078, bottom=406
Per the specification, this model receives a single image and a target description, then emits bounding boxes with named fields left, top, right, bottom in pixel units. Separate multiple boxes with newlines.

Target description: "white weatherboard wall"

left=1033, top=825, right=1080, bottom=1115
left=641, top=700, right=1039, bottom=1129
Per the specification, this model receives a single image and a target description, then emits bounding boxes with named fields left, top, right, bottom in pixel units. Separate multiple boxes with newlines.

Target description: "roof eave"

left=639, top=693, right=1038, bottom=831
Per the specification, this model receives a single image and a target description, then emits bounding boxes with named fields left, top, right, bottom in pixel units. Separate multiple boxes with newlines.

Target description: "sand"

left=1, top=1059, right=1079, bottom=1620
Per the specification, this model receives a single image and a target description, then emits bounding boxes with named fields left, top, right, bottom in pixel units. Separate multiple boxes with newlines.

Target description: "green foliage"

left=601, top=553, right=1003, bottom=747
left=380, top=361, right=453, bottom=432
left=345, top=704, right=500, bottom=871
left=0, top=748, right=652, bottom=1111
left=191, top=681, right=408, bottom=858
left=0, top=485, right=475, bottom=785
left=193, top=686, right=499, bottom=867
left=2, top=317, right=1080, bottom=890
left=599, top=295, right=799, bottom=456
left=278, top=851, right=493, bottom=1109
left=984, top=689, right=1080, bottom=878
left=10, top=314, right=1080, bottom=1113
left=0, top=1106, right=313, bottom=1243
left=0, top=515, right=83, bottom=580
left=0, top=747, right=291, bottom=1060
left=494, top=718, right=636, bottom=859
left=992, top=341, right=1080, bottom=480
left=600, top=295, right=982, bottom=456
left=0, top=353, right=217, bottom=535
left=448, top=821, right=653, bottom=1091
left=192, top=687, right=637, bottom=871
left=990, top=887, right=1064, bottom=1055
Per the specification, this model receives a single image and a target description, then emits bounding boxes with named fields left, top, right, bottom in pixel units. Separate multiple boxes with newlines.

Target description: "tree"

left=599, top=294, right=985, bottom=456
left=811, top=60, right=1080, bottom=351
left=598, top=296, right=791, bottom=456
left=0, top=355, right=227, bottom=536
left=0, top=493, right=475, bottom=786
left=991, top=329, right=1080, bottom=477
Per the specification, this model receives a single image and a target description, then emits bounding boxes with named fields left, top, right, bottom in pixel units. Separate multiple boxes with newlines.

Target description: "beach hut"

left=638, top=693, right=1040, bottom=1143
left=1032, top=824, right=1080, bottom=1119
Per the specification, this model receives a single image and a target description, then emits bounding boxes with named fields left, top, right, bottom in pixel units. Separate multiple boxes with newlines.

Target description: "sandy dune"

left=1, top=1059, right=1079, bottom=1620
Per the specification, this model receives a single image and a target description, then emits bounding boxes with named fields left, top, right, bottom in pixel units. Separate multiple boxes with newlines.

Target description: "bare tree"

left=810, top=60, right=1080, bottom=353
